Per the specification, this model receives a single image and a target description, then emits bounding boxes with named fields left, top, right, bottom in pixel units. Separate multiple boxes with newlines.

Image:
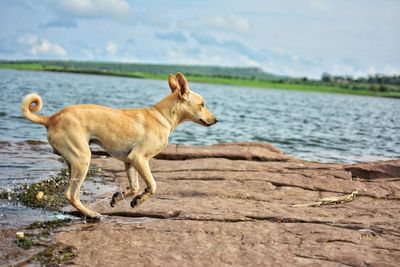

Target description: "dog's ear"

left=176, top=72, right=190, bottom=100
left=168, top=74, right=178, bottom=93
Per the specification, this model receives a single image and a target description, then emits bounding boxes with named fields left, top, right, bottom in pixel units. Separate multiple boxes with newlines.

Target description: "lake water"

left=1, top=68, right=400, bottom=176
left=0, top=68, right=399, bottom=225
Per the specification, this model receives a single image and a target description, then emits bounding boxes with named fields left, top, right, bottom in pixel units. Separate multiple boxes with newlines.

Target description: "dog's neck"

left=154, top=93, right=185, bottom=132
left=154, top=105, right=173, bottom=128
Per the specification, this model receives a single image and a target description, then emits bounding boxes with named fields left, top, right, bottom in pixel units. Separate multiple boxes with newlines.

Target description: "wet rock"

left=0, top=229, right=44, bottom=266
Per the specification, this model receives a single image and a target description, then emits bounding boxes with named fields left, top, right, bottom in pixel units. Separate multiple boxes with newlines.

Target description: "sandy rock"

left=15, top=231, right=24, bottom=239
left=38, top=143, right=400, bottom=266
left=344, top=160, right=400, bottom=180
left=35, top=191, right=44, bottom=202
left=155, top=142, right=296, bottom=162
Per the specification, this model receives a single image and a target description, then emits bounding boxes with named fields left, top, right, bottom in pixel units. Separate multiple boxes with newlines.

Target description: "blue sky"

left=0, top=0, right=399, bottom=78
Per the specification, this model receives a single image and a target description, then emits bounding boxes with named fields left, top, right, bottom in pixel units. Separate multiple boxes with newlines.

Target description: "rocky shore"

left=1, top=142, right=400, bottom=266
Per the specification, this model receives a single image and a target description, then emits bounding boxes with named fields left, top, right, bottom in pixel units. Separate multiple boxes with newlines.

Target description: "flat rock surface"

left=13, top=142, right=400, bottom=266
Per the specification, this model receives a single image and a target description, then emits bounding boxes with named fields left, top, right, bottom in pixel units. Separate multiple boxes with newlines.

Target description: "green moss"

left=16, top=169, right=70, bottom=211
left=87, top=167, right=101, bottom=177
left=0, top=190, right=10, bottom=199
left=17, top=238, right=78, bottom=264
left=13, top=167, right=101, bottom=211
left=11, top=215, right=78, bottom=263
left=15, top=238, right=34, bottom=249
left=27, top=218, right=72, bottom=230
left=15, top=238, right=78, bottom=264
left=14, top=220, right=78, bottom=264
left=34, top=244, right=77, bottom=265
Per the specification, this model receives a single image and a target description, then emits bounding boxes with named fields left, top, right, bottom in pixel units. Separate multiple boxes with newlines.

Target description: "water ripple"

left=0, top=68, right=399, bottom=172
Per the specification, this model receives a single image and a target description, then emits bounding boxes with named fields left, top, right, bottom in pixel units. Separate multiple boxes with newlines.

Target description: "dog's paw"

left=130, top=196, right=141, bottom=208
left=110, top=192, right=122, bottom=207
left=85, top=213, right=102, bottom=222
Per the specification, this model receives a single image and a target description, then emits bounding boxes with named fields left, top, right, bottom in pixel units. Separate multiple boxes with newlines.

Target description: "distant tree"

left=321, top=72, right=332, bottom=82
left=369, top=84, right=379, bottom=91
left=345, top=75, right=353, bottom=82
left=367, top=75, right=376, bottom=84
left=379, top=85, right=389, bottom=92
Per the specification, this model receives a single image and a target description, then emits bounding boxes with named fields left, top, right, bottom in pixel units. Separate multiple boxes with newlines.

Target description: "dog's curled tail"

left=21, top=93, right=49, bottom=126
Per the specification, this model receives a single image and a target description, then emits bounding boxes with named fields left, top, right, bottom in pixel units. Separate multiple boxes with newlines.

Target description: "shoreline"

left=1, top=64, right=399, bottom=98
left=1, top=142, right=399, bottom=266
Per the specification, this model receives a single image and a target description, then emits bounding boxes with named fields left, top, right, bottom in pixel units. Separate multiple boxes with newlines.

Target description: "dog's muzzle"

left=200, top=118, right=218, bottom=127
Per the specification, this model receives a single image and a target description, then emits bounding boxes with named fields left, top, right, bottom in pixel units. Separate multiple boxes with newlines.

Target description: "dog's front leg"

left=129, top=156, right=156, bottom=208
left=110, top=162, right=139, bottom=207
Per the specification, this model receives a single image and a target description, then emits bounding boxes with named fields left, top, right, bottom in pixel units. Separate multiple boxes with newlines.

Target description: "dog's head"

left=168, top=72, right=217, bottom=127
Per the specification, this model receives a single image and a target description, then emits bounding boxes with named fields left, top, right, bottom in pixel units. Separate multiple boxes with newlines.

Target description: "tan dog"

left=21, top=73, right=217, bottom=219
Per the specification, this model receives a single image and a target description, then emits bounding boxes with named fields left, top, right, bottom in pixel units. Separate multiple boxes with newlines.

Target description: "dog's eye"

left=200, top=102, right=205, bottom=107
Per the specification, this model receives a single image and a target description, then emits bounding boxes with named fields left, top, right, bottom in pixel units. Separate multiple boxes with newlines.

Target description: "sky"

left=0, top=0, right=399, bottom=78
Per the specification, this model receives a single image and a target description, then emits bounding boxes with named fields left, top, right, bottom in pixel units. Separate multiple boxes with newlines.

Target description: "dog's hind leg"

left=129, top=156, right=156, bottom=208
left=110, top=162, right=139, bottom=207
left=64, top=147, right=101, bottom=219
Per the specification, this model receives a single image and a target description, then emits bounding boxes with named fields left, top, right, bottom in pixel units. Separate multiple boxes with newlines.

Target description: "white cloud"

left=19, top=34, right=38, bottom=45
left=166, top=48, right=226, bottom=66
left=363, top=65, right=400, bottom=76
left=327, top=64, right=400, bottom=78
left=164, top=45, right=263, bottom=68
left=19, top=34, right=67, bottom=57
left=381, top=65, right=400, bottom=76
left=106, top=42, right=118, bottom=55
left=205, top=15, right=250, bottom=34
left=331, top=64, right=357, bottom=76
left=31, top=40, right=67, bottom=57
left=50, top=0, right=133, bottom=22
left=2, top=1, right=399, bottom=78
left=366, top=66, right=377, bottom=76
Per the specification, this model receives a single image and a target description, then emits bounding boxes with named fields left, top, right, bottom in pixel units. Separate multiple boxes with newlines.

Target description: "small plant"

left=28, top=218, right=72, bottom=230
left=34, top=244, right=77, bottom=265
left=15, top=238, right=34, bottom=250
